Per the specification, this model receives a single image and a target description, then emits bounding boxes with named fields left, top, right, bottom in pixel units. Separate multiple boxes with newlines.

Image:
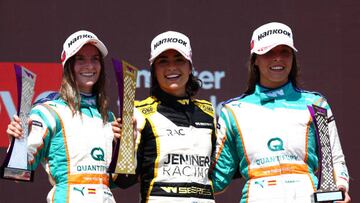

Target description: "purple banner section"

left=14, top=64, right=23, bottom=115
left=108, top=58, right=124, bottom=173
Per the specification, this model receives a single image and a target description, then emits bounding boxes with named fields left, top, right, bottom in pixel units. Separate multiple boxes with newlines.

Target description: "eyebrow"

left=157, top=53, right=184, bottom=59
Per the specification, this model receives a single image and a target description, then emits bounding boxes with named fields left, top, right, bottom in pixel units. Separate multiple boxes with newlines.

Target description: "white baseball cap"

left=250, top=22, right=297, bottom=55
left=149, top=31, right=192, bottom=65
left=60, top=30, right=108, bottom=66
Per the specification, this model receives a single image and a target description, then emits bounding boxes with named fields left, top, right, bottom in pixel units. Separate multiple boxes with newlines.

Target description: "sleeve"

left=324, top=103, right=350, bottom=191
left=27, top=104, right=56, bottom=171
left=112, top=107, right=146, bottom=188
left=210, top=105, right=240, bottom=193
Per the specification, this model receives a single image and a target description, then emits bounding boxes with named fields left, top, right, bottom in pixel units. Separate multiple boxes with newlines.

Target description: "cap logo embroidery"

left=154, top=37, right=187, bottom=50
left=67, top=34, right=94, bottom=48
left=257, top=29, right=291, bottom=41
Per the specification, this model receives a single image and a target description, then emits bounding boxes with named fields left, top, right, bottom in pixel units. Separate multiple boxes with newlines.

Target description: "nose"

left=272, top=51, right=283, bottom=62
left=166, top=61, right=177, bottom=70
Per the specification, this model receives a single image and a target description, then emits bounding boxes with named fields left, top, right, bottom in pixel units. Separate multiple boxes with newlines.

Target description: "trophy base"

left=0, top=166, right=34, bottom=182
left=314, top=190, right=344, bottom=202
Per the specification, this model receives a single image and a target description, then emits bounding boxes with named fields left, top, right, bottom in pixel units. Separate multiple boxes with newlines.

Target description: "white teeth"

left=271, top=66, right=284, bottom=70
left=80, top=73, right=95, bottom=77
left=166, top=74, right=180, bottom=79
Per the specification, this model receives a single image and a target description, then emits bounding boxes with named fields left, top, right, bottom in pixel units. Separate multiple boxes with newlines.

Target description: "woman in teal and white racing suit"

left=6, top=30, right=119, bottom=203
left=210, top=22, right=351, bottom=203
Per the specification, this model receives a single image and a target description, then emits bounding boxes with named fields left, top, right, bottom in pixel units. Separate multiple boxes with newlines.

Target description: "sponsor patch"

left=88, top=188, right=96, bottom=194
left=31, top=120, right=43, bottom=128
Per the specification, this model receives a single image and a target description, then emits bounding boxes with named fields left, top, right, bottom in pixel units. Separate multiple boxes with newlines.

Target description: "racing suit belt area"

left=27, top=95, right=115, bottom=203
left=211, top=82, right=349, bottom=203
left=134, top=90, right=216, bottom=203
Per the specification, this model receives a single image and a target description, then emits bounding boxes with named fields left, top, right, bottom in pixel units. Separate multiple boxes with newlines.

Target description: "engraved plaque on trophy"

left=1, top=64, right=36, bottom=181
left=308, top=105, right=344, bottom=202
left=108, top=59, right=137, bottom=174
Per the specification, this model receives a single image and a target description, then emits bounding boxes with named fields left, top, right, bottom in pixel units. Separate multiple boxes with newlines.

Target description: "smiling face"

left=73, top=44, right=102, bottom=94
left=255, top=45, right=294, bottom=88
left=153, top=49, right=192, bottom=97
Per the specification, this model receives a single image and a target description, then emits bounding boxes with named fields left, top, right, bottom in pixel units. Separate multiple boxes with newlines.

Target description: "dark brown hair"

left=59, top=49, right=109, bottom=123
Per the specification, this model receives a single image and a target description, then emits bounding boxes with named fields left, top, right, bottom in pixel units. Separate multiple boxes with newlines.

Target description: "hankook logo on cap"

left=153, top=38, right=187, bottom=50
left=257, top=29, right=291, bottom=41
left=67, top=34, right=94, bottom=48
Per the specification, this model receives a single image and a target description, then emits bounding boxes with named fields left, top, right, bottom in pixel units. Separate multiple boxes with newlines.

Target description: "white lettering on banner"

left=0, top=91, right=17, bottom=119
left=193, top=70, right=225, bottom=90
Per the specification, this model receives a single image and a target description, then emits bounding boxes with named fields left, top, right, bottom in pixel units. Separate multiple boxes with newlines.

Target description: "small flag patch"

left=268, top=180, right=277, bottom=186
left=88, top=188, right=96, bottom=194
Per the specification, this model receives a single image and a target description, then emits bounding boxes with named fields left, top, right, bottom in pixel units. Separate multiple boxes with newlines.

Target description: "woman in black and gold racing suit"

left=115, top=31, right=216, bottom=203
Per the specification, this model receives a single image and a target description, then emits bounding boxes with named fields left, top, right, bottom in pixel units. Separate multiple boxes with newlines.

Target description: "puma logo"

left=73, top=187, right=85, bottom=196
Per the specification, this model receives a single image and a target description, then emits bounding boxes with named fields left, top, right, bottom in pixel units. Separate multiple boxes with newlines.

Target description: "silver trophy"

left=308, top=105, right=344, bottom=202
left=1, top=64, right=36, bottom=181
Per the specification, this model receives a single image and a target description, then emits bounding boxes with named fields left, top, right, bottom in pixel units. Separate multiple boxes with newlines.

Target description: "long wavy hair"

left=59, top=49, right=109, bottom=123
left=150, top=63, right=202, bottom=98
left=244, top=50, right=301, bottom=94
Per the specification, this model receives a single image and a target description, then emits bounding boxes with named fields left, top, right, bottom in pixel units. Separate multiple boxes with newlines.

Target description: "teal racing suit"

left=27, top=94, right=116, bottom=203
left=210, top=82, right=349, bottom=203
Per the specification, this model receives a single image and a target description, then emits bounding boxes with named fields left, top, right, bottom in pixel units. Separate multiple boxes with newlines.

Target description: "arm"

left=210, top=105, right=240, bottom=194
left=325, top=105, right=350, bottom=192
left=26, top=104, right=55, bottom=171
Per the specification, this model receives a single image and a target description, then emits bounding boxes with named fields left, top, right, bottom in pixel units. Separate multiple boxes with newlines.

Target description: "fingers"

left=335, top=187, right=351, bottom=203
left=112, top=118, right=122, bottom=139
left=6, top=115, right=24, bottom=139
left=132, top=117, right=138, bottom=142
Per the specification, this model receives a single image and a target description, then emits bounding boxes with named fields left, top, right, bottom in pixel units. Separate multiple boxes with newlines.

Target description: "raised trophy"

left=108, top=59, right=137, bottom=174
left=0, top=64, right=36, bottom=181
left=308, top=104, right=344, bottom=202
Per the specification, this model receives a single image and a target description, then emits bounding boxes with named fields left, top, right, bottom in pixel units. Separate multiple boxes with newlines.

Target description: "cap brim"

left=87, top=39, right=108, bottom=57
left=149, top=47, right=192, bottom=65
left=252, top=43, right=298, bottom=55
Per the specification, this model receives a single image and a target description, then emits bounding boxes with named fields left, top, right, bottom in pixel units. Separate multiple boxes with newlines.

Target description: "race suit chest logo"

left=267, top=137, right=284, bottom=152
left=255, top=137, right=299, bottom=166
left=162, top=153, right=210, bottom=179
left=141, top=106, right=155, bottom=115
left=91, top=147, right=105, bottom=161
left=76, top=147, right=107, bottom=172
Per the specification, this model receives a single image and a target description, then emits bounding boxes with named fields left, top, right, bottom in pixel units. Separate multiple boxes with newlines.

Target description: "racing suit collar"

left=79, top=93, right=97, bottom=108
left=255, top=82, right=295, bottom=102
left=156, top=89, right=191, bottom=106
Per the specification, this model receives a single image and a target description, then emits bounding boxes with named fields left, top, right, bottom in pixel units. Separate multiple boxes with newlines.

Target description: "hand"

left=111, top=117, right=138, bottom=142
left=335, top=186, right=351, bottom=203
left=112, top=117, right=122, bottom=139
left=6, top=115, right=32, bottom=142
